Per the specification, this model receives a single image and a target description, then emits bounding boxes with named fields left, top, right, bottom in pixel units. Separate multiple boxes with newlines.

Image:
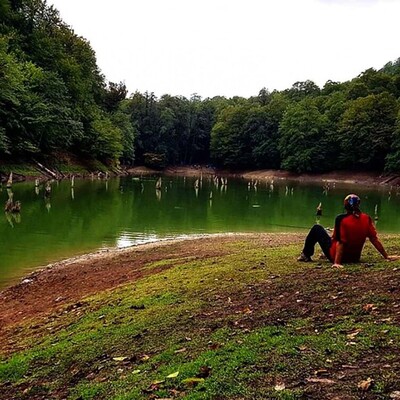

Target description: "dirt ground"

left=0, top=234, right=302, bottom=349
left=1, top=232, right=400, bottom=399
left=0, top=234, right=302, bottom=327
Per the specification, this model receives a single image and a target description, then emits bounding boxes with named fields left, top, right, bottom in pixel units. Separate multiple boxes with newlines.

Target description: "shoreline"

left=0, top=232, right=304, bottom=331
left=2, top=164, right=400, bottom=187
left=1, top=233, right=247, bottom=289
left=1, top=165, right=397, bottom=296
left=125, top=166, right=400, bottom=187
left=1, top=166, right=399, bottom=337
left=1, top=166, right=398, bottom=307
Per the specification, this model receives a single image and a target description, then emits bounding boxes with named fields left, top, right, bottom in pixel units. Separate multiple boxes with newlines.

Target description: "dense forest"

left=1, top=0, right=400, bottom=173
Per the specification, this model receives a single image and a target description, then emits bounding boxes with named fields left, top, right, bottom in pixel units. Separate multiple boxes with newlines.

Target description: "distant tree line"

left=1, top=0, right=400, bottom=173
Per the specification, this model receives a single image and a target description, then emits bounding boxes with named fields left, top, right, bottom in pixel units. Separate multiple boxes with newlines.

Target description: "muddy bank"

left=0, top=233, right=303, bottom=333
left=127, top=166, right=400, bottom=187
left=2, top=162, right=399, bottom=187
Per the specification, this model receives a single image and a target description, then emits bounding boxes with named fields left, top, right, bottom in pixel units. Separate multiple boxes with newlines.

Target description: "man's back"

left=330, top=212, right=377, bottom=262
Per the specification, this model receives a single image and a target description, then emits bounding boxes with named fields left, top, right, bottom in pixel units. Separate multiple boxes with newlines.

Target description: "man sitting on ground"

left=297, top=193, right=399, bottom=268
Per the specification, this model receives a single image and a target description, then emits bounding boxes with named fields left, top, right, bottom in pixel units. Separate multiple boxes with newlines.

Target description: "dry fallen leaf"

left=363, top=303, right=376, bottom=312
left=358, top=377, right=374, bottom=391
left=342, top=364, right=358, bottom=369
left=144, top=380, right=165, bottom=393
left=314, top=369, right=329, bottom=376
left=151, top=380, right=165, bottom=385
left=182, top=377, right=205, bottom=387
left=306, top=377, right=335, bottom=384
left=112, top=356, right=128, bottom=362
left=174, top=347, right=187, bottom=354
left=274, top=383, right=286, bottom=391
left=346, top=329, right=361, bottom=339
left=132, top=370, right=141, bottom=375
left=166, top=371, right=179, bottom=379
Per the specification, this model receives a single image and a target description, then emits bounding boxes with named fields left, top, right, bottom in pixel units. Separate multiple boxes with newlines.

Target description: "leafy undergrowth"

left=1, top=236, right=400, bottom=399
left=0, top=163, right=39, bottom=177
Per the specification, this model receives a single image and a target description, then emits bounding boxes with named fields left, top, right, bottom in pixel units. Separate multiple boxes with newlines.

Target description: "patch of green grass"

left=0, top=354, right=30, bottom=383
left=70, top=382, right=109, bottom=400
left=0, top=163, right=38, bottom=177
left=55, top=163, right=88, bottom=174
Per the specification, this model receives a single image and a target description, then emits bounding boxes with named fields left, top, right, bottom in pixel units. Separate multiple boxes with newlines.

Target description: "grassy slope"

left=1, top=236, right=400, bottom=399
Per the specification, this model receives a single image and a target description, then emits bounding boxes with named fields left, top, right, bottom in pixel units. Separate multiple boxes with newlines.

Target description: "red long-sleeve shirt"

left=330, top=212, right=377, bottom=263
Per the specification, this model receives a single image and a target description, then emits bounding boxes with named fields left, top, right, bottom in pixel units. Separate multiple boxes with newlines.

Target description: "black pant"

left=302, top=224, right=332, bottom=261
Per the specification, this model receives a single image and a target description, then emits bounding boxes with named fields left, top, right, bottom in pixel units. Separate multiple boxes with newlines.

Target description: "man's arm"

left=332, top=242, right=344, bottom=268
left=369, top=237, right=400, bottom=261
left=367, top=216, right=400, bottom=260
left=370, top=237, right=389, bottom=259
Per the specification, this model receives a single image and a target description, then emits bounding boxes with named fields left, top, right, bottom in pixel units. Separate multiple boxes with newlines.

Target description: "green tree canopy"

left=279, top=98, right=330, bottom=173
left=339, top=93, right=398, bottom=170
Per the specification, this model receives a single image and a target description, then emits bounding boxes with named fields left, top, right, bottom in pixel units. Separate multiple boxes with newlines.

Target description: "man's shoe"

left=297, top=252, right=312, bottom=262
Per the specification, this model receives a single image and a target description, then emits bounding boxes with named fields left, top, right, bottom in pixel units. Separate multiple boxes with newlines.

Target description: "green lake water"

left=1, top=175, right=399, bottom=289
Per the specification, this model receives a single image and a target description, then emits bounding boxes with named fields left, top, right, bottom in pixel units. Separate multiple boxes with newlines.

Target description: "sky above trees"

left=49, top=0, right=400, bottom=99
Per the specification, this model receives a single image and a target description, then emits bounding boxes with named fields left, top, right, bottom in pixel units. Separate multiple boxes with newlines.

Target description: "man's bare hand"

left=386, top=255, right=400, bottom=261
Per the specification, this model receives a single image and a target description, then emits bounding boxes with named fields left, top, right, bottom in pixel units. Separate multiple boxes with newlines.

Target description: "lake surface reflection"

left=1, top=175, right=399, bottom=289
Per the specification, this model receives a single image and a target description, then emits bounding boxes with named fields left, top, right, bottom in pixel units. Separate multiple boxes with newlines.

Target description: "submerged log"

left=34, top=161, right=58, bottom=179
left=4, top=198, right=13, bottom=212
left=44, top=182, right=51, bottom=197
left=4, top=198, right=20, bottom=213
left=6, top=172, right=12, bottom=188
left=12, top=200, right=21, bottom=212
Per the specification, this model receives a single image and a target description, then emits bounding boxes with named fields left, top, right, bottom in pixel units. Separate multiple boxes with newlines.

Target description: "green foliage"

left=128, top=92, right=216, bottom=166
left=250, top=93, right=290, bottom=169
left=0, top=354, right=29, bottom=382
left=284, top=80, right=320, bottom=102
left=0, top=0, right=126, bottom=165
left=130, top=91, right=161, bottom=164
left=0, top=127, right=9, bottom=153
left=1, top=1, right=400, bottom=173
left=358, top=68, right=395, bottom=94
left=385, top=110, right=400, bottom=172
left=210, top=105, right=253, bottom=168
left=103, top=81, right=128, bottom=112
left=90, top=111, right=123, bottom=162
left=338, top=92, right=398, bottom=170
left=279, top=98, right=330, bottom=173
left=0, top=0, right=10, bottom=21
left=111, top=100, right=136, bottom=164
left=381, top=57, right=400, bottom=75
